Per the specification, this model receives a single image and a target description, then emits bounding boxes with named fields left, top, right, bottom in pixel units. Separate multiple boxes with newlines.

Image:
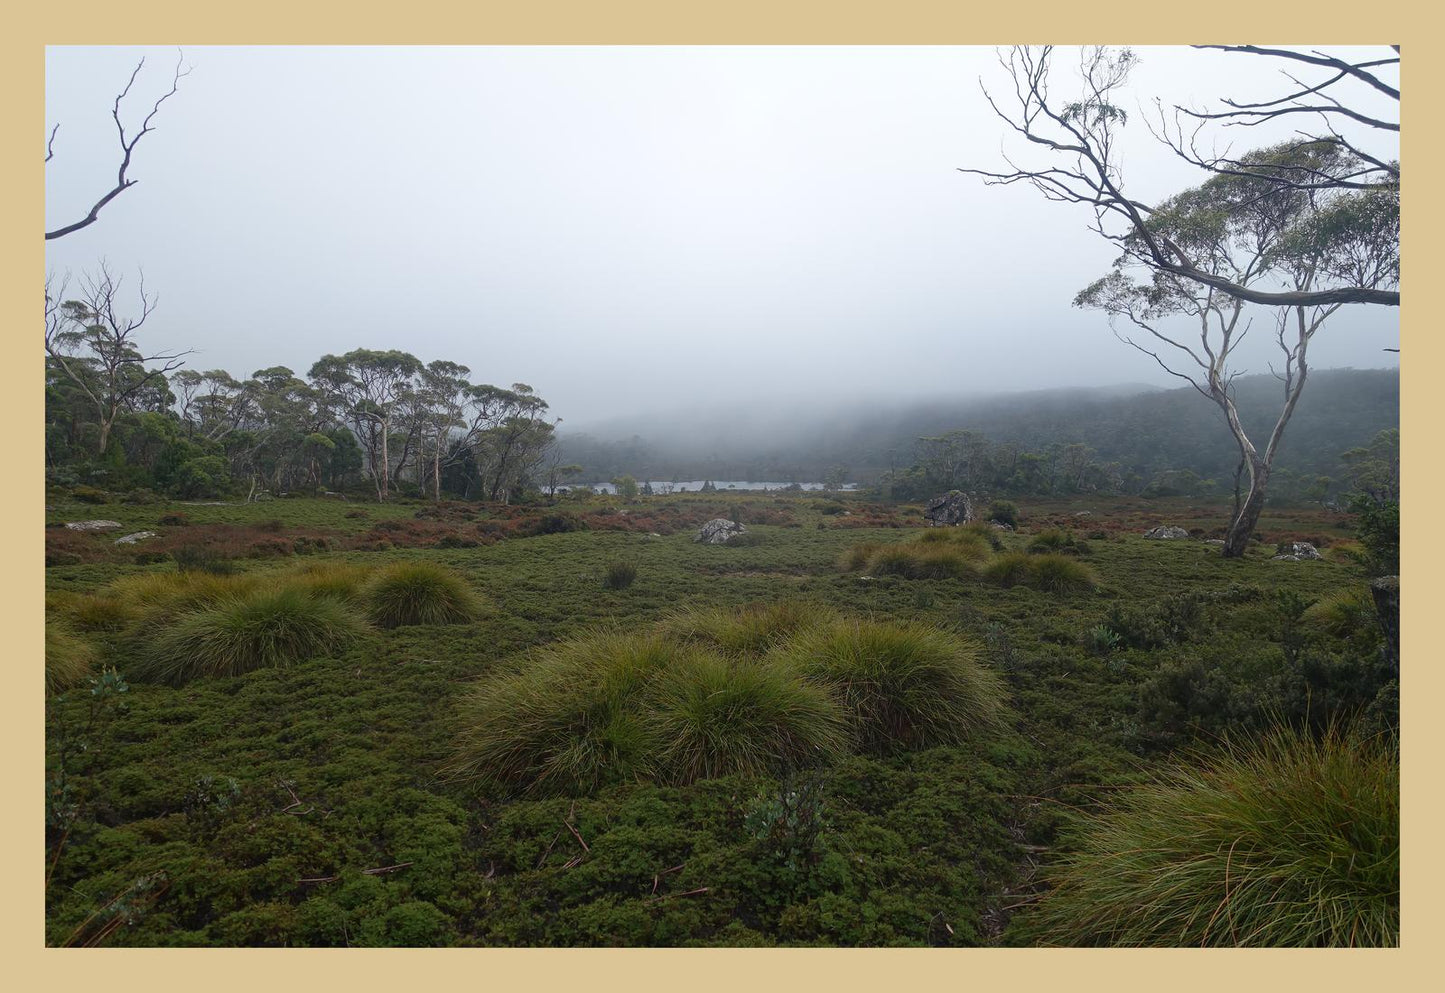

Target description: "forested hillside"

left=558, top=368, right=1398, bottom=501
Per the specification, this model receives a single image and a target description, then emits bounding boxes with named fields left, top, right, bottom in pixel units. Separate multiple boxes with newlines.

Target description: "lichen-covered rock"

left=114, top=531, right=159, bottom=544
left=64, top=520, right=122, bottom=532
left=696, top=519, right=747, bottom=544
left=923, top=490, right=974, bottom=527
left=1142, top=526, right=1190, bottom=540
left=1272, top=542, right=1322, bottom=561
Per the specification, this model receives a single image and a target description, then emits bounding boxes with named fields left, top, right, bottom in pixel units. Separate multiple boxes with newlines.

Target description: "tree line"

left=45, top=285, right=557, bottom=503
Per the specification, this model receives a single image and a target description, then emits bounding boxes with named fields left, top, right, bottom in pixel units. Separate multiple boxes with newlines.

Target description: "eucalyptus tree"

left=1074, top=140, right=1398, bottom=555
left=308, top=349, right=423, bottom=501
left=43, top=265, right=190, bottom=455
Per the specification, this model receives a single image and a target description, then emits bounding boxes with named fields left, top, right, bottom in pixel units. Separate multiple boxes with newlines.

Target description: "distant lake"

left=566, top=480, right=859, bottom=495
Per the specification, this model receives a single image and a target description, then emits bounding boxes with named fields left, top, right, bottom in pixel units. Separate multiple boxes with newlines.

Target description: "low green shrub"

left=364, top=562, right=480, bottom=628
left=1017, top=725, right=1398, bottom=946
left=135, top=588, right=366, bottom=686
left=987, top=500, right=1019, bottom=528
left=1302, top=589, right=1376, bottom=641
left=772, top=619, right=1006, bottom=753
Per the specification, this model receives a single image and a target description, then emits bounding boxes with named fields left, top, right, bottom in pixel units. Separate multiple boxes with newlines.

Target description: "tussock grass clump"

left=46, top=623, right=99, bottom=695
left=1027, top=554, right=1098, bottom=594
left=982, top=553, right=1096, bottom=594
left=106, top=571, right=260, bottom=622
left=602, top=559, right=638, bottom=590
left=772, top=620, right=1006, bottom=753
left=364, top=562, right=480, bottom=628
left=981, top=552, right=1033, bottom=587
left=1301, top=589, right=1376, bottom=639
left=1021, top=725, right=1398, bottom=947
left=663, top=601, right=839, bottom=656
left=136, top=588, right=366, bottom=686
left=649, top=653, right=849, bottom=784
left=447, top=630, right=677, bottom=794
left=867, top=543, right=980, bottom=580
left=838, top=542, right=885, bottom=571
left=286, top=560, right=374, bottom=603
left=67, top=595, right=140, bottom=633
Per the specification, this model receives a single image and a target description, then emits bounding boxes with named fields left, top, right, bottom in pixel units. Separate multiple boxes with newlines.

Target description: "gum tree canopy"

left=964, top=46, right=1399, bottom=557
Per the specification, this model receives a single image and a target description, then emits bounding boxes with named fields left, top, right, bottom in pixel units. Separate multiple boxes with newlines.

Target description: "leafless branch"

left=45, top=50, right=191, bottom=241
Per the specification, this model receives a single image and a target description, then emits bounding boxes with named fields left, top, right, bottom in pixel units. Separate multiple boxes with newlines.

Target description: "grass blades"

left=46, top=623, right=99, bottom=695
left=1018, top=724, right=1399, bottom=947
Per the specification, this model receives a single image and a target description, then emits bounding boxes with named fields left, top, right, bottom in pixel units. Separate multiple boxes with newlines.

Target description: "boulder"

left=696, top=519, right=748, bottom=544
left=989, top=521, right=1015, bottom=532
left=923, top=490, right=974, bottom=527
left=1142, top=525, right=1190, bottom=540
left=1272, top=542, right=1322, bottom=561
left=114, top=531, right=159, bottom=544
left=64, top=520, right=122, bottom=532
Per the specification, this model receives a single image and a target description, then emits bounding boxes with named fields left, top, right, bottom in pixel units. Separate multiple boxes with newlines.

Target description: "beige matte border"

left=7, top=2, right=1430, bottom=989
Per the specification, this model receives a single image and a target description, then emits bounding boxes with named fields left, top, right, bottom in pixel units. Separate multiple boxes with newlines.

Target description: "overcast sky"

left=44, top=46, right=1399, bottom=429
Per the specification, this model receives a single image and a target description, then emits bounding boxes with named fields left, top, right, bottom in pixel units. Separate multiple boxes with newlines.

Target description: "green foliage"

left=1027, top=555, right=1098, bottom=595
left=610, top=475, right=640, bottom=500
left=135, top=588, right=366, bottom=686
left=1348, top=496, right=1398, bottom=575
left=1016, top=725, right=1398, bottom=946
left=987, top=501, right=1019, bottom=528
left=772, top=620, right=1006, bottom=754
left=172, top=545, right=238, bottom=575
left=603, top=560, right=638, bottom=590
left=364, top=562, right=480, bottom=628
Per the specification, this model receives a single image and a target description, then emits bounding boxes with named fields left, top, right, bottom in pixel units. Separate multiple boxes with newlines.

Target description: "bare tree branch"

left=45, top=50, right=191, bottom=241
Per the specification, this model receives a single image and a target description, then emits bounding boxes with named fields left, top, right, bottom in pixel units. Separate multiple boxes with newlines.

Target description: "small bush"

left=602, top=560, right=638, bottom=590
left=72, top=485, right=109, bottom=505
left=135, top=588, right=365, bottom=686
left=649, top=653, right=849, bottom=784
left=988, top=500, right=1019, bottom=528
left=1018, top=725, right=1398, bottom=946
left=365, top=562, right=481, bottom=628
left=772, top=619, right=1006, bottom=753
left=158, top=512, right=190, bottom=527
left=46, top=623, right=99, bottom=694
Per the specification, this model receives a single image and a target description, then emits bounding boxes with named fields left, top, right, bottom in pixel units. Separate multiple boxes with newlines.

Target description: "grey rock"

left=64, top=520, right=122, bottom=532
left=1272, top=542, right=1322, bottom=561
left=923, top=490, right=974, bottom=527
left=989, top=521, right=1015, bottom=532
left=114, top=531, right=159, bottom=544
left=1073, top=510, right=1092, bottom=517
left=696, top=518, right=748, bottom=544
left=1143, top=525, right=1191, bottom=540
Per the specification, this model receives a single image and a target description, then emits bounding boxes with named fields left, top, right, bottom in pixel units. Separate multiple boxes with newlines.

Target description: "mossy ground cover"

left=44, top=491, right=1392, bottom=946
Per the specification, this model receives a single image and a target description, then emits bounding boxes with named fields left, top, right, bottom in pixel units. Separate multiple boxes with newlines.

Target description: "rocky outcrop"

left=114, top=531, right=159, bottom=544
left=1142, top=525, right=1190, bottom=540
left=1272, top=542, right=1322, bottom=561
left=923, top=490, right=974, bottom=527
left=64, top=520, right=122, bottom=532
left=696, top=519, right=748, bottom=544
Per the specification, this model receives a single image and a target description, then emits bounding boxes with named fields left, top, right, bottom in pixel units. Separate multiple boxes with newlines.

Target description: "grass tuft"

left=602, top=560, right=638, bottom=590
left=1019, top=724, right=1398, bottom=947
left=46, top=623, right=99, bottom=695
left=771, top=619, right=1006, bottom=753
left=662, top=600, right=839, bottom=656
left=135, top=588, right=366, bottom=686
left=648, top=652, right=850, bottom=784
left=364, top=562, right=481, bottom=628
